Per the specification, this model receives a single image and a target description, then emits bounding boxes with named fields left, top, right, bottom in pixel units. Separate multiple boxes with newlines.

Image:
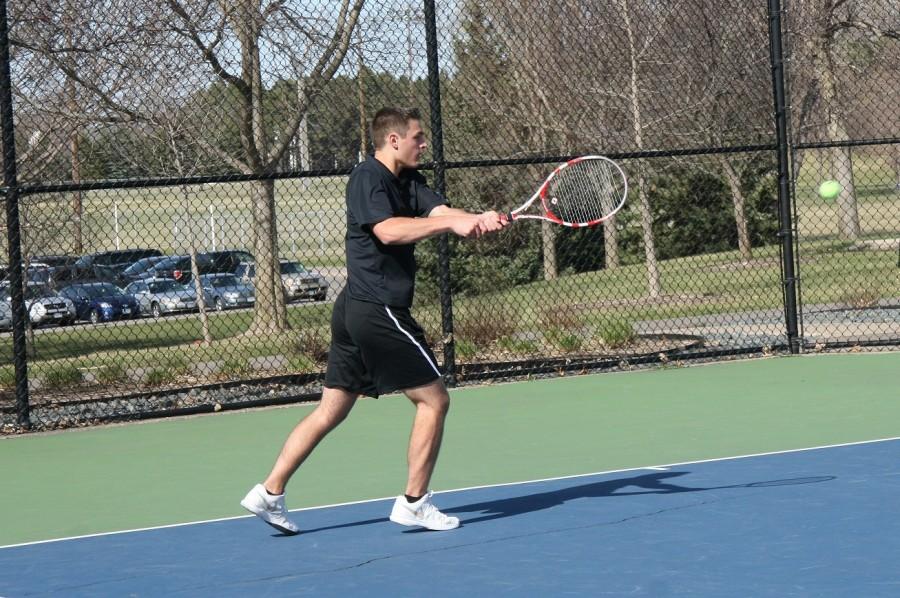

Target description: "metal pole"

left=767, top=0, right=801, bottom=354
left=423, top=0, right=456, bottom=384
left=0, top=0, right=30, bottom=427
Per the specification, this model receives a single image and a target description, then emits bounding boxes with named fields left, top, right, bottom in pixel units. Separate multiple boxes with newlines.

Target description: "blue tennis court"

left=2, top=438, right=898, bottom=597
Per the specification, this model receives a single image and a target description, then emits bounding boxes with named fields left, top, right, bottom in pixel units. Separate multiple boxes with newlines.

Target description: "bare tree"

left=10, top=0, right=364, bottom=335
left=164, top=0, right=363, bottom=334
left=683, top=0, right=774, bottom=262
left=615, top=0, right=661, bottom=298
left=789, top=0, right=898, bottom=240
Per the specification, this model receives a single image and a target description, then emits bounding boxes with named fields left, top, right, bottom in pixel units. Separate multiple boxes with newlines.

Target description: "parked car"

left=203, top=250, right=255, bottom=274
left=198, top=273, right=255, bottom=311
left=2, top=282, right=76, bottom=327
left=26, top=257, right=83, bottom=290
left=58, top=282, right=140, bottom=324
left=31, top=255, right=78, bottom=269
left=2, top=261, right=53, bottom=286
left=115, top=256, right=169, bottom=287
left=0, top=299, right=11, bottom=331
left=73, top=249, right=164, bottom=282
left=235, top=260, right=328, bottom=302
left=149, top=254, right=216, bottom=284
left=124, top=278, right=197, bottom=318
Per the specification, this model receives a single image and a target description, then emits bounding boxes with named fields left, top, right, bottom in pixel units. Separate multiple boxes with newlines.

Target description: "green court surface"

left=1, top=352, right=897, bottom=547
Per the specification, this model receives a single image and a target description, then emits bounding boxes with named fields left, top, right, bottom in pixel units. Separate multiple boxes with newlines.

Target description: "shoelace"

left=418, top=500, right=451, bottom=523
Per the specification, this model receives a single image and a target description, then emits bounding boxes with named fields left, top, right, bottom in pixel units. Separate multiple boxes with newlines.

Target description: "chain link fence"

left=1, top=0, right=897, bottom=432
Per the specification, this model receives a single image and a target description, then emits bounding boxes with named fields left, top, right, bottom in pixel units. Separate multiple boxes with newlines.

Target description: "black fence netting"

left=1, top=0, right=897, bottom=431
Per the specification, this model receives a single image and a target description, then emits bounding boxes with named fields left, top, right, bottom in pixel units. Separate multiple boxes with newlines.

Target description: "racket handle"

left=500, top=211, right=515, bottom=224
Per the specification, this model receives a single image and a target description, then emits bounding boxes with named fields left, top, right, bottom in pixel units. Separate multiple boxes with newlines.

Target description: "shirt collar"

left=367, top=154, right=400, bottom=182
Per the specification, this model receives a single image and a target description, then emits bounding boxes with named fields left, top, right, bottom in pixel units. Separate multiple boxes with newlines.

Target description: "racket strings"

left=547, top=160, right=625, bottom=225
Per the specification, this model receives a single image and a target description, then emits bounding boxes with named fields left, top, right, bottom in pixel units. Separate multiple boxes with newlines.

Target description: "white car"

left=235, top=260, right=328, bottom=303
left=2, top=283, right=76, bottom=327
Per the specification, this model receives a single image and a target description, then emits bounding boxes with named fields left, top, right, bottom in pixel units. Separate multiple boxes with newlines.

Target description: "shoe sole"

left=389, top=512, right=460, bottom=531
left=241, top=499, right=301, bottom=536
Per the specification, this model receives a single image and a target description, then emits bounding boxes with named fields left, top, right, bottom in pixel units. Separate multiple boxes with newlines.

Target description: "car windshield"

left=23, top=286, right=53, bottom=300
left=148, top=280, right=182, bottom=293
left=280, top=262, right=307, bottom=274
left=123, top=257, right=162, bottom=275
left=82, top=284, right=123, bottom=298
left=208, top=275, right=239, bottom=288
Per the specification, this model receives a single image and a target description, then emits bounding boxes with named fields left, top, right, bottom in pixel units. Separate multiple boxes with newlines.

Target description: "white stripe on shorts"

left=384, top=306, right=441, bottom=377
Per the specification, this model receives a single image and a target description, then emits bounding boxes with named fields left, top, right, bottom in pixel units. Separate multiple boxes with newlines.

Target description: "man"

left=241, top=107, right=507, bottom=534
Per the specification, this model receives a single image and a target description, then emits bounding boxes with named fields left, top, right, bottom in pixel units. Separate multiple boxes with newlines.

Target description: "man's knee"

left=315, top=387, right=357, bottom=428
left=406, top=380, right=450, bottom=414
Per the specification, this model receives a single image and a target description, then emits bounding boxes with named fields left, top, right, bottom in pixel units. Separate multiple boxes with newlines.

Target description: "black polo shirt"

left=344, top=155, right=447, bottom=307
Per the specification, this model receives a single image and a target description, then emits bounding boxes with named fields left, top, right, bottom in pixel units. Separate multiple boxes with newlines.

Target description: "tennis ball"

left=818, top=180, right=841, bottom=200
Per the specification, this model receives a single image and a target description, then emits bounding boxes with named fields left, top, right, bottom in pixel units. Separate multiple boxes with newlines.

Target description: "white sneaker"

left=240, top=483, right=301, bottom=535
left=389, top=491, right=460, bottom=531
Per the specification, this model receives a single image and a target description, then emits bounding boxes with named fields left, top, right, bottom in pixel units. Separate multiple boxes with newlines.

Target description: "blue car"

left=59, top=282, right=140, bottom=324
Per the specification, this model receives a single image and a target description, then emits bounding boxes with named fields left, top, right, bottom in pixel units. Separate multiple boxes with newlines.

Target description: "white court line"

left=2, top=435, right=897, bottom=551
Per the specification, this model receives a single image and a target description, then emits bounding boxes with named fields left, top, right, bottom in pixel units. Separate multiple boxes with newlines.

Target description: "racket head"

left=537, top=155, right=628, bottom=227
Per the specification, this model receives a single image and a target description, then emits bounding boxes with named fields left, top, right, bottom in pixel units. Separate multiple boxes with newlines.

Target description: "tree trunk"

left=719, top=156, right=753, bottom=261
left=809, top=26, right=860, bottom=240
left=604, top=218, right=620, bottom=270
left=172, top=176, right=212, bottom=346
left=541, top=221, right=557, bottom=280
left=248, top=179, right=288, bottom=335
left=189, top=245, right=212, bottom=346
left=636, top=173, right=661, bottom=298
left=618, top=0, right=661, bottom=298
left=830, top=143, right=860, bottom=240
left=69, top=130, right=83, bottom=254
left=64, top=6, right=83, bottom=254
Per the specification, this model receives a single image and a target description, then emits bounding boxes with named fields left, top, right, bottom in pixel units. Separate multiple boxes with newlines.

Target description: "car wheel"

left=151, top=302, right=162, bottom=318
left=214, top=297, right=224, bottom=311
left=89, top=309, right=100, bottom=325
left=315, top=290, right=327, bottom=302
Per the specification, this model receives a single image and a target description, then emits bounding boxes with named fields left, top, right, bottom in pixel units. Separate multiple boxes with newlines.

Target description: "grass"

left=793, top=146, right=899, bottom=239
left=5, top=236, right=896, bottom=376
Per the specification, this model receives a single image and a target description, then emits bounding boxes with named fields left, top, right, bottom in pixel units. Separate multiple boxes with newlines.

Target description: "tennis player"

left=241, top=107, right=508, bottom=534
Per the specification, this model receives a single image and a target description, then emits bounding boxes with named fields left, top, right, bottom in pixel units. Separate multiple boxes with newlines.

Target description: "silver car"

left=2, top=282, right=76, bottom=326
left=235, top=260, right=328, bottom=303
left=124, top=278, right=198, bottom=318
left=0, top=298, right=11, bottom=331
left=198, top=273, right=255, bottom=311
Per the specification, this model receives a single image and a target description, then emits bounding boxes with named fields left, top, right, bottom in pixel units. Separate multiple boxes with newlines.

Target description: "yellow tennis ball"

left=818, top=180, right=841, bottom=200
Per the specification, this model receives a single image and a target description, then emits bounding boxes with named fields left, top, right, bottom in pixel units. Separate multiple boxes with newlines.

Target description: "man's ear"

left=387, top=131, right=399, bottom=150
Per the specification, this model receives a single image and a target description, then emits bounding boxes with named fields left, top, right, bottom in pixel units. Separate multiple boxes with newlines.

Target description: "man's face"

left=394, top=119, right=427, bottom=167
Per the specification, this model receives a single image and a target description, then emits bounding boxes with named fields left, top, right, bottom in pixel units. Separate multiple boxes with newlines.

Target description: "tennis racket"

left=500, top=156, right=628, bottom=228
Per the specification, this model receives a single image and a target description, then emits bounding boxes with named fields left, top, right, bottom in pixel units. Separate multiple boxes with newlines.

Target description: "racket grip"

left=500, top=211, right=514, bottom=224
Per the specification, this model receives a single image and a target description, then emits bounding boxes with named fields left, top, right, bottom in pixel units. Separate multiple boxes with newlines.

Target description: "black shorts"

left=324, top=289, right=442, bottom=398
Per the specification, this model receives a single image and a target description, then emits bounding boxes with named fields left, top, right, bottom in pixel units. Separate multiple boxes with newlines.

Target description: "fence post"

left=767, top=0, right=801, bottom=354
left=0, top=0, right=31, bottom=427
left=423, top=0, right=457, bottom=384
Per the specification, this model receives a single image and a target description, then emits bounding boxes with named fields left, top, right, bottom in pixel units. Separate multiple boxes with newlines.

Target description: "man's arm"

left=371, top=214, right=480, bottom=245
left=427, top=205, right=470, bottom=218
left=371, top=205, right=507, bottom=245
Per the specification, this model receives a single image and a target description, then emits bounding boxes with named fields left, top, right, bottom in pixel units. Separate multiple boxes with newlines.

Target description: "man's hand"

left=426, top=206, right=512, bottom=239
left=448, top=214, right=484, bottom=238
left=474, top=210, right=508, bottom=236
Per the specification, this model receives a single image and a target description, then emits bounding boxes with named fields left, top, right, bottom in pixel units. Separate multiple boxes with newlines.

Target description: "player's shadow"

left=443, top=471, right=836, bottom=526
left=295, top=471, right=834, bottom=535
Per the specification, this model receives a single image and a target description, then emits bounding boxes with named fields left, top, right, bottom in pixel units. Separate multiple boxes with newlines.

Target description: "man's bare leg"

left=388, top=379, right=459, bottom=530
left=402, top=379, right=451, bottom=497
left=263, top=386, right=358, bottom=494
